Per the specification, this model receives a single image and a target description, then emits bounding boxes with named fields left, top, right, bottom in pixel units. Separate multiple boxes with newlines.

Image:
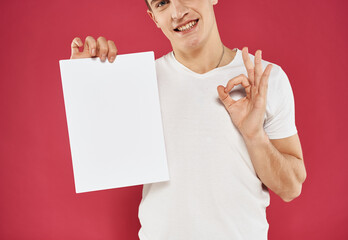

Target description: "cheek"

left=155, top=16, right=170, bottom=31
left=158, top=21, right=173, bottom=37
left=160, top=28, right=171, bottom=40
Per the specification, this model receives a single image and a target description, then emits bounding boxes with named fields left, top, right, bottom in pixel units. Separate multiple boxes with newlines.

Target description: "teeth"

left=177, top=20, right=197, bottom=32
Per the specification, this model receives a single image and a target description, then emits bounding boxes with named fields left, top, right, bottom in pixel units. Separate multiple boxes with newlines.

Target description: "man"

left=70, top=0, right=307, bottom=239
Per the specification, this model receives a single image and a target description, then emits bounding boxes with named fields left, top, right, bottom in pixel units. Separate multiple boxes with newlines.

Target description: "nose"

left=171, top=0, right=189, bottom=20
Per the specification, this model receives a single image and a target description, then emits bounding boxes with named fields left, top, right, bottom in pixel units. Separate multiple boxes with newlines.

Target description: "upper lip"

left=174, top=19, right=198, bottom=29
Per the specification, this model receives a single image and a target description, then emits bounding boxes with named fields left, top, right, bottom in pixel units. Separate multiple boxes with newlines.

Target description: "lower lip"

left=175, top=20, right=199, bottom=35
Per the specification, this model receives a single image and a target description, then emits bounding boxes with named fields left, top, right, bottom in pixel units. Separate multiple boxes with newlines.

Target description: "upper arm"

left=263, top=66, right=297, bottom=139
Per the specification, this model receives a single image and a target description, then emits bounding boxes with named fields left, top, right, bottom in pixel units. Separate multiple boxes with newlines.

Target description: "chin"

left=191, top=37, right=202, bottom=46
left=175, top=36, right=202, bottom=50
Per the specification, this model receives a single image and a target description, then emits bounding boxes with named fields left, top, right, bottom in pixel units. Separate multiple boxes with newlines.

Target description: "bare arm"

left=243, top=132, right=306, bottom=202
left=217, top=47, right=307, bottom=202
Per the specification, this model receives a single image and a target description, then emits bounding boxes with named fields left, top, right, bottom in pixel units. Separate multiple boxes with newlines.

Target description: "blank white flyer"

left=59, top=51, right=169, bottom=193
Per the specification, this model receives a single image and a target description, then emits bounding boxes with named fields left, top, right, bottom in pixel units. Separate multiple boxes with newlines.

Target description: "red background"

left=1, top=0, right=347, bottom=239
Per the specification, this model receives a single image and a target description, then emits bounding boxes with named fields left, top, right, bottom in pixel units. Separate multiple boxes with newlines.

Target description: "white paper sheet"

left=59, top=51, right=169, bottom=193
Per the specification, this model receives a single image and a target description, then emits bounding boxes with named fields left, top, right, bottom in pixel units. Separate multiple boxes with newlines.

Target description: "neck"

left=171, top=24, right=236, bottom=74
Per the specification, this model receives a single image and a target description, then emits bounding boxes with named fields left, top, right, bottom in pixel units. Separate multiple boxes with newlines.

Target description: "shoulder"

left=257, top=58, right=295, bottom=117
left=155, top=51, right=173, bottom=66
left=242, top=52, right=293, bottom=100
left=247, top=54, right=293, bottom=100
left=246, top=54, right=285, bottom=84
left=154, top=51, right=176, bottom=78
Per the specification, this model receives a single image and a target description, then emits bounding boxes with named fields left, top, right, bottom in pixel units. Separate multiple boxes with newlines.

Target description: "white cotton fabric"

left=138, top=48, right=297, bottom=240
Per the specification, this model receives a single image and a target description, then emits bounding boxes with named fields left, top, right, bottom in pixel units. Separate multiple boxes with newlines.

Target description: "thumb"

left=70, top=37, right=83, bottom=59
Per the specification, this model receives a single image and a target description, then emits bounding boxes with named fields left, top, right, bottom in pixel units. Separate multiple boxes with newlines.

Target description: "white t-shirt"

left=138, top=48, right=297, bottom=240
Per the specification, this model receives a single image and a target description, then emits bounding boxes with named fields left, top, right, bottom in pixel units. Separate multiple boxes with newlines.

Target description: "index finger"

left=242, top=47, right=255, bottom=85
left=84, top=36, right=97, bottom=56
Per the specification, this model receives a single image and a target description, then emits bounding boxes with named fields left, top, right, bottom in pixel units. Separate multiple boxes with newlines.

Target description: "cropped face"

left=147, top=0, right=218, bottom=50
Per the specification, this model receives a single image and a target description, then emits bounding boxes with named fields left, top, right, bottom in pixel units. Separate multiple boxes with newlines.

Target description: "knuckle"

left=246, top=70, right=254, bottom=76
left=85, top=35, right=96, bottom=43
left=108, top=49, right=117, bottom=56
left=222, top=95, right=229, bottom=102
left=99, top=47, right=108, bottom=55
left=97, top=36, right=106, bottom=42
left=71, top=37, right=81, bottom=47
left=99, top=45, right=108, bottom=51
left=262, top=80, right=268, bottom=86
left=72, top=37, right=81, bottom=43
left=108, top=40, right=117, bottom=51
left=107, top=39, right=115, bottom=45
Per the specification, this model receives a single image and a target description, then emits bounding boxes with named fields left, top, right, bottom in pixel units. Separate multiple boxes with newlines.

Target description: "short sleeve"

left=263, top=67, right=297, bottom=139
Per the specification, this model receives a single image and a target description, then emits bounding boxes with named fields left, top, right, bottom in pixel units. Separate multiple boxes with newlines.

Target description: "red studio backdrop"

left=0, top=0, right=347, bottom=239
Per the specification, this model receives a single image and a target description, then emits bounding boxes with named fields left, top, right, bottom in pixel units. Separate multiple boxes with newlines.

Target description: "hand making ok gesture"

left=217, top=47, right=273, bottom=139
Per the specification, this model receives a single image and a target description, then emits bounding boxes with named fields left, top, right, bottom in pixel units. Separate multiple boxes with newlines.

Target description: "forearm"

left=242, top=131, right=306, bottom=202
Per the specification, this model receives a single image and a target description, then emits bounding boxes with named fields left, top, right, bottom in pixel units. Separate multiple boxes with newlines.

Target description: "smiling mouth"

left=174, top=19, right=199, bottom=32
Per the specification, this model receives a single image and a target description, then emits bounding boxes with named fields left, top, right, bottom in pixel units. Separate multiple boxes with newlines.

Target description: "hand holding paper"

left=70, top=36, right=117, bottom=63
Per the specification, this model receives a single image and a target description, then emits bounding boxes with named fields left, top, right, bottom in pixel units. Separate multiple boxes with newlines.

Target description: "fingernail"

left=109, top=57, right=114, bottom=62
left=92, top=49, right=96, bottom=56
